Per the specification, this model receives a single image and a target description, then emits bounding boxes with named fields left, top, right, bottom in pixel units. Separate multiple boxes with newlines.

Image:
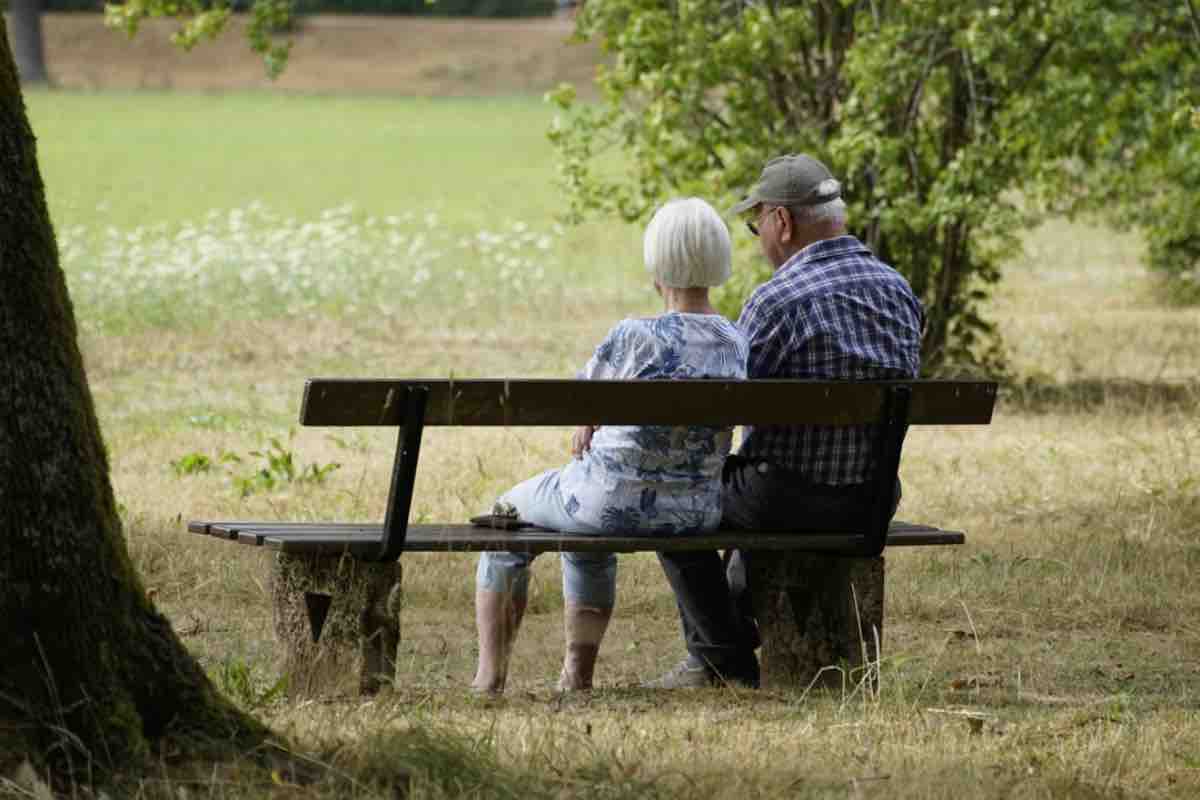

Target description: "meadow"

left=22, top=88, right=1200, bottom=798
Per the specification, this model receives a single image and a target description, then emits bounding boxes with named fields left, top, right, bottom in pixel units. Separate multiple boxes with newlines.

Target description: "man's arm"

left=737, top=289, right=794, bottom=379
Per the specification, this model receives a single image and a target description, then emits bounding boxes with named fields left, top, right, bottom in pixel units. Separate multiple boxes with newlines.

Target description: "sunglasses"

left=745, top=205, right=778, bottom=237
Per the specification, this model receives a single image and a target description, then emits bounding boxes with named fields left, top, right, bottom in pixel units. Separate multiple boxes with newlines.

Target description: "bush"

left=549, top=0, right=1200, bottom=374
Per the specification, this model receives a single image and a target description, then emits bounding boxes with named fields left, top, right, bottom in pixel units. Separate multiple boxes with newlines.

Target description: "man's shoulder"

left=812, top=236, right=894, bottom=274
left=814, top=239, right=918, bottom=296
left=741, top=237, right=918, bottom=320
left=745, top=253, right=840, bottom=311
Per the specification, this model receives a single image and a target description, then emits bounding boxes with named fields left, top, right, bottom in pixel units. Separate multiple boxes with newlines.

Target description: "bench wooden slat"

left=189, top=520, right=962, bottom=555
left=190, top=520, right=362, bottom=534
left=301, top=379, right=997, bottom=427
left=191, top=521, right=382, bottom=539
left=228, top=524, right=382, bottom=546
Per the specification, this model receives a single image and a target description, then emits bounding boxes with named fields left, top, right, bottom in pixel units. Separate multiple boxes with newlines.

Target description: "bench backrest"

left=299, top=378, right=998, bottom=562
left=301, top=379, right=997, bottom=427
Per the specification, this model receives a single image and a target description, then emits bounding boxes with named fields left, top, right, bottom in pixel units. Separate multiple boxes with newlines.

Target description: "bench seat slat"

left=199, top=524, right=381, bottom=546
left=189, top=520, right=962, bottom=555
left=192, top=521, right=379, bottom=539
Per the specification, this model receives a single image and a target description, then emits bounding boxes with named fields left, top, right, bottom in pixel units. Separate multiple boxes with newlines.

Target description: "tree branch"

left=1187, top=0, right=1200, bottom=51
left=961, top=50, right=979, bottom=137
left=1011, top=38, right=1057, bottom=98
left=693, top=107, right=729, bottom=169
left=700, top=104, right=733, bottom=131
left=903, top=36, right=943, bottom=135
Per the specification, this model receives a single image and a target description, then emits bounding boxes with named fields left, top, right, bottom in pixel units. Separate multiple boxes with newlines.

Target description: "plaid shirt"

left=737, top=235, right=923, bottom=485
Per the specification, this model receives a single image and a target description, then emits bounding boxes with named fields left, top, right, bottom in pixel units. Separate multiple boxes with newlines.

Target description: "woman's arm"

left=571, top=424, right=597, bottom=458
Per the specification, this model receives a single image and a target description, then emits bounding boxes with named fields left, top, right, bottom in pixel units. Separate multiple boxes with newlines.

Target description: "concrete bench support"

left=271, top=553, right=402, bottom=696
left=749, top=552, right=884, bottom=690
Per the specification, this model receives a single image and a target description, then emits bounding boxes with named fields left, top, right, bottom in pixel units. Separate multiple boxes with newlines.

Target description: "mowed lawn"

left=24, top=90, right=1200, bottom=798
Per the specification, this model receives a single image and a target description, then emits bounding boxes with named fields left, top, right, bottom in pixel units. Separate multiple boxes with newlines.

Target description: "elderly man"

left=647, top=154, right=925, bottom=689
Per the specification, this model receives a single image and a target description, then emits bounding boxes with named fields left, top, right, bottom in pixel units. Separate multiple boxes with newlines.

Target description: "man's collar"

left=775, top=235, right=865, bottom=276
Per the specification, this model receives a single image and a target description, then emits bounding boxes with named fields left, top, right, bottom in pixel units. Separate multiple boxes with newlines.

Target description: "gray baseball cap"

left=730, top=154, right=842, bottom=214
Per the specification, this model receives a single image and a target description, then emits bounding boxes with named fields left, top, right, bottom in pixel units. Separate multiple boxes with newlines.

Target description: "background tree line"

left=18, top=0, right=559, bottom=16
left=5, top=0, right=560, bottom=84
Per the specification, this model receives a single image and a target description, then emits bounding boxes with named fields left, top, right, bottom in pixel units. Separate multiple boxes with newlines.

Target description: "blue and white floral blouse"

left=556, top=312, right=749, bottom=534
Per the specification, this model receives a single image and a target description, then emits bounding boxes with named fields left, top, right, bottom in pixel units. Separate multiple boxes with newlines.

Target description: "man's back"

left=737, top=234, right=923, bottom=485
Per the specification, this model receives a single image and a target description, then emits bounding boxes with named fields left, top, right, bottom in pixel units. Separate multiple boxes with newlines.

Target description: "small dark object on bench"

left=190, top=378, right=996, bottom=694
left=468, top=513, right=535, bottom=531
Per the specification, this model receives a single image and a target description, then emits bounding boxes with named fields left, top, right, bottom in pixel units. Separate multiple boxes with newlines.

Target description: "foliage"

left=549, top=0, right=1199, bottom=374
left=170, top=434, right=341, bottom=497
left=169, top=450, right=214, bottom=476
left=1047, top=2, right=1200, bottom=304
left=1118, top=139, right=1200, bottom=305
left=236, top=435, right=342, bottom=496
left=212, top=656, right=289, bottom=710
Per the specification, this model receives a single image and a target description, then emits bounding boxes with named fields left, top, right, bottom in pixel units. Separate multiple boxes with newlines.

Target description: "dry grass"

left=81, top=215, right=1200, bottom=797
left=994, top=219, right=1200, bottom=385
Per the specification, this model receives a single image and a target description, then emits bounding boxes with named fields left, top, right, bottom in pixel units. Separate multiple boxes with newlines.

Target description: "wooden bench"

left=190, top=378, right=996, bottom=694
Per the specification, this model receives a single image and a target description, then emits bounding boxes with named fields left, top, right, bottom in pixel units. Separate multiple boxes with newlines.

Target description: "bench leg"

left=271, top=553, right=403, bottom=696
left=748, top=553, right=884, bottom=691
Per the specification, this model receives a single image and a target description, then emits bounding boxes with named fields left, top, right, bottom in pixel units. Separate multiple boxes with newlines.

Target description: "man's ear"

left=778, top=208, right=794, bottom=243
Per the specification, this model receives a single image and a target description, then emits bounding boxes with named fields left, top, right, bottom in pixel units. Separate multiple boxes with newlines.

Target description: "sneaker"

left=642, top=654, right=760, bottom=689
left=641, top=655, right=715, bottom=689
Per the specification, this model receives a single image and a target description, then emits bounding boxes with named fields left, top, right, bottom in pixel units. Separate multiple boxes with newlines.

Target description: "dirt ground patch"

left=34, top=13, right=603, bottom=95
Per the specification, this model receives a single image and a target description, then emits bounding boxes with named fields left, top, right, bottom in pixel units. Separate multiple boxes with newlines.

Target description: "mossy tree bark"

left=0, top=19, right=268, bottom=774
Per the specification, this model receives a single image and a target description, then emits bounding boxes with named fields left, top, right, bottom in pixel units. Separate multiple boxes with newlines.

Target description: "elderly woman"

left=472, top=197, right=749, bottom=693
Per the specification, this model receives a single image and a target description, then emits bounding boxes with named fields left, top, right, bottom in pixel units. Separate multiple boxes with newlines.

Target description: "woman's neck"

left=661, top=286, right=717, bottom=315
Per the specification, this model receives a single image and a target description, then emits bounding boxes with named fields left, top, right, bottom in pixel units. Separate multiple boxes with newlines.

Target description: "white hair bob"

left=643, top=197, right=732, bottom=289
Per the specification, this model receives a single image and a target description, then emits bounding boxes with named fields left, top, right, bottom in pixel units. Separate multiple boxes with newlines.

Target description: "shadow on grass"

left=345, top=724, right=676, bottom=800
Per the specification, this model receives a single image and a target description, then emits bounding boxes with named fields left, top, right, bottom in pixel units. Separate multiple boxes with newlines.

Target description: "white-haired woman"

left=472, top=197, right=749, bottom=693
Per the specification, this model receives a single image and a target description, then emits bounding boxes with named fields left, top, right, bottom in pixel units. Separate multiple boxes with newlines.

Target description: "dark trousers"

left=656, top=457, right=894, bottom=673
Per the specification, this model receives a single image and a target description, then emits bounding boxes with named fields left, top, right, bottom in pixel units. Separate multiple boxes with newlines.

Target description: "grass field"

left=21, top=88, right=1200, bottom=798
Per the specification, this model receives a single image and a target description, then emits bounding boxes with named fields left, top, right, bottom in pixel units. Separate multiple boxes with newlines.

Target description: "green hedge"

left=39, top=0, right=556, bottom=16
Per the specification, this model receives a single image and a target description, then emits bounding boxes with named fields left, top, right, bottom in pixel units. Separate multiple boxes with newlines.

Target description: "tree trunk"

left=0, top=18, right=266, bottom=775
left=6, top=0, right=48, bottom=85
